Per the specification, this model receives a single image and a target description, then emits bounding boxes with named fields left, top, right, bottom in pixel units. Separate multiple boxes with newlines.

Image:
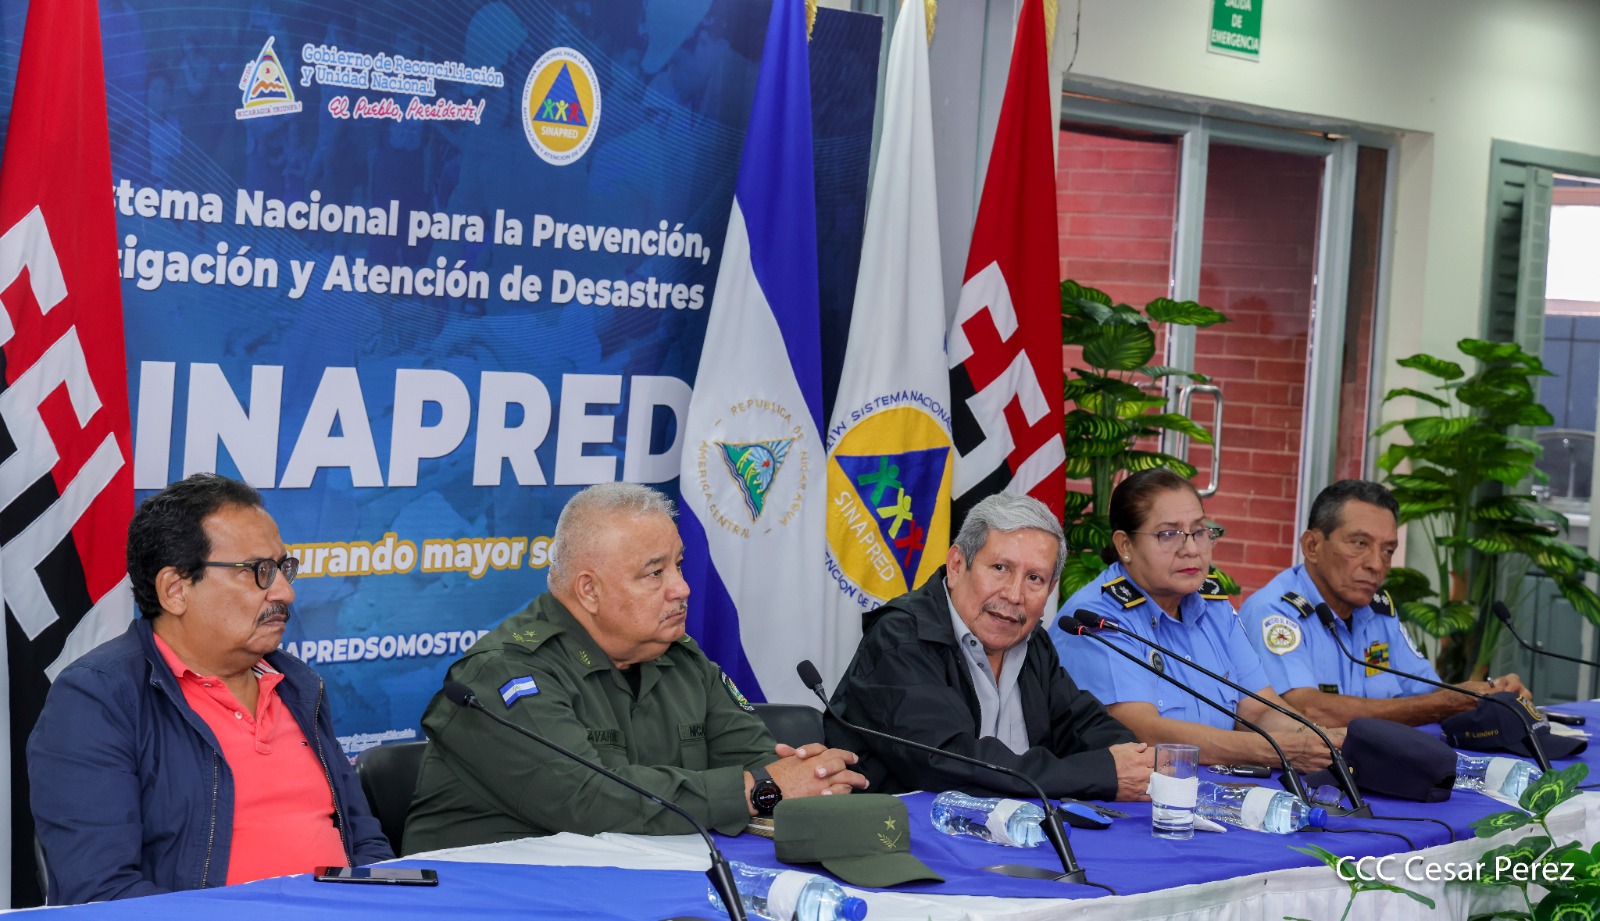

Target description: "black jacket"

left=825, top=568, right=1135, bottom=800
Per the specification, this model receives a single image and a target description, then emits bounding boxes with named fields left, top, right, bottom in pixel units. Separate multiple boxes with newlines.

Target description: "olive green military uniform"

left=403, top=593, right=778, bottom=852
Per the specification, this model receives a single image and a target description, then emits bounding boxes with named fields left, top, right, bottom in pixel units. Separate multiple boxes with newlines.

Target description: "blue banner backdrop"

left=0, top=0, right=878, bottom=756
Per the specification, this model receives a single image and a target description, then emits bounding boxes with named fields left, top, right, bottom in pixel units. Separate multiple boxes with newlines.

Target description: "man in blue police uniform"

left=1240, top=480, right=1526, bottom=728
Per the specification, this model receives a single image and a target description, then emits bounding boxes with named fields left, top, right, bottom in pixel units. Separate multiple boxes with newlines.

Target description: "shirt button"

left=234, top=712, right=243, bottom=719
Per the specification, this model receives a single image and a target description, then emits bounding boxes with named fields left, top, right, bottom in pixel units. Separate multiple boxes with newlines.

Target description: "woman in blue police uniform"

left=1048, top=468, right=1342, bottom=770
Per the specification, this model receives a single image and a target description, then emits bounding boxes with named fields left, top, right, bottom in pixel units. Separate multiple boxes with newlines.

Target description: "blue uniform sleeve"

left=1052, top=589, right=1161, bottom=709
left=1239, top=593, right=1318, bottom=694
left=1218, top=604, right=1273, bottom=696
left=1383, top=618, right=1442, bottom=694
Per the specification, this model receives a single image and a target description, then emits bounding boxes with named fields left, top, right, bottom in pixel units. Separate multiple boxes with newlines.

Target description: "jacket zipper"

left=201, top=753, right=218, bottom=887
left=308, top=681, right=350, bottom=860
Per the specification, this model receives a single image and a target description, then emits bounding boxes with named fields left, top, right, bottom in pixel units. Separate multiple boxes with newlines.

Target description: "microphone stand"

left=795, top=661, right=1095, bottom=887
left=1063, top=619, right=1316, bottom=808
left=1072, top=611, right=1369, bottom=817
left=1313, top=603, right=1552, bottom=771
left=442, top=681, right=745, bottom=921
left=1495, top=600, right=1600, bottom=668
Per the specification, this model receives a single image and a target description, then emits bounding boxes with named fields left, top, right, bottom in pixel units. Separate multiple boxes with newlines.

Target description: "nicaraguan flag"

left=822, top=0, right=952, bottom=681
left=499, top=676, right=540, bottom=707
left=678, top=0, right=823, bottom=706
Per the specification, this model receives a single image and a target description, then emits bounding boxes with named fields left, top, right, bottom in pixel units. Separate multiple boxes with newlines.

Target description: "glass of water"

left=1151, top=743, right=1201, bottom=840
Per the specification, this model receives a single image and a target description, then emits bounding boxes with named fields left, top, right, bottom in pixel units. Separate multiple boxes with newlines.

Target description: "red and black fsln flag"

left=0, top=0, right=135, bottom=905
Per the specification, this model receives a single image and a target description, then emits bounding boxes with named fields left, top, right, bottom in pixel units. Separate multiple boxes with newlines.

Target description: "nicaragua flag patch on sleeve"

left=499, top=675, right=540, bottom=707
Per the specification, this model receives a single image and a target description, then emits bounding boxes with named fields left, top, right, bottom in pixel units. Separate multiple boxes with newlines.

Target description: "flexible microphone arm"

left=441, top=681, right=747, bottom=921
left=1071, top=610, right=1366, bottom=816
left=1494, top=600, right=1600, bottom=669
left=1061, top=615, right=1314, bottom=807
left=1313, top=603, right=1552, bottom=772
left=795, top=660, right=1095, bottom=887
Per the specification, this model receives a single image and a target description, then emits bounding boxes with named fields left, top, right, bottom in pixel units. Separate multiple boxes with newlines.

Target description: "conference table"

left=20, top=703, right=1600, bottom=920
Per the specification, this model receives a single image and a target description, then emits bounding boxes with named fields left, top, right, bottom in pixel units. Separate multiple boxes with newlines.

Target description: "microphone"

left=1313, top=603, right=1552, bottom=771
left=1071, top=610, right=1367, bottom=817
left=441, top=680, right=747, bottom=921
left=1494, top=600, right=1600, bottom=669
left=1060, top=614, right=1315, bottom=808
left=795, top=661, right=1095, bottom=888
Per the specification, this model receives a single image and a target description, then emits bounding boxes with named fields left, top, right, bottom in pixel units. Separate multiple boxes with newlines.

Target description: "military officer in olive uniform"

left=1240, top=479, right=1527, bottom=728
left=404, top=484, right=866, bottom=852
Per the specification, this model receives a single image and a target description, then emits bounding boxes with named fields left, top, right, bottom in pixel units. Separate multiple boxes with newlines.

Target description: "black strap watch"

left=749, top=766, right=783, bottom=817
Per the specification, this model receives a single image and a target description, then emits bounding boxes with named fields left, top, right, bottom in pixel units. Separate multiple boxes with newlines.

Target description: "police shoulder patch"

left=1103, top=577, right=1146, bottom=609
left=1260, top=613, right=1302, bottom=655
left=1199, top=569, right=1229, bottom=600
left=1282, top=591, right=1316, bottom=619
left=1371, top=590, right=1395, bottom=616
left=721, top=671, right=755, bottom=712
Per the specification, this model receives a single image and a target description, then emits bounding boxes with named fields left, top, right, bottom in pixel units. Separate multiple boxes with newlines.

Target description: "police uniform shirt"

left=1238, top=564, right=1438, bottom=699
left=1048, top=563, right=1270, bottom=731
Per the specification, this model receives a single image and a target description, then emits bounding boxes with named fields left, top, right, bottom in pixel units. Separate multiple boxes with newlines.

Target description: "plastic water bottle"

left=707, top=861, right=868, bottom=921
left=1456, top=754, right=1541, bottom=799
left=1196, top=781, right=1327, bottom=834
left=928, top=791, right=1047, bottom=847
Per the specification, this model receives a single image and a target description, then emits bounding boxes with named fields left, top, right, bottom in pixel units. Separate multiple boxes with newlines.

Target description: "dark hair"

left=1306, top=479, right=1399, bottom=536
left=127, top=474, right=265, bottom=619
left=1101, top=467, right=1203, bottom=565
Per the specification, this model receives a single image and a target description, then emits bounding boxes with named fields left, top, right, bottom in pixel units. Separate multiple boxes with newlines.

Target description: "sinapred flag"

left=948, top=0, right=1065, bottom=526
left=0, top=0, right=137, bottom=904
left=678, top=0, right=823, bottom=705
left=822, top=0, right=951, bottom=678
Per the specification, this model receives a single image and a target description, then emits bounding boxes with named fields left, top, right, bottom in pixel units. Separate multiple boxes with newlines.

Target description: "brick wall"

left=1056, top=129, right=1322, bottom=599
left=1189, top=145, right=1321, bottom=597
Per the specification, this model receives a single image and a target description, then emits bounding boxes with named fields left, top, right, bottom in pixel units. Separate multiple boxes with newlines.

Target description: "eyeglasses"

left=1130, top=527, right=1225, bottom=550
left=199, top=556, right=299, bottom=590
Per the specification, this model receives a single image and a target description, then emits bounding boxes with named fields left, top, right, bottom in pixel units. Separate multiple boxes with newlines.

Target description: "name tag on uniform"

left=587, top=728, right=621, bottom=746
left=679, top=722, right=706, bottom=742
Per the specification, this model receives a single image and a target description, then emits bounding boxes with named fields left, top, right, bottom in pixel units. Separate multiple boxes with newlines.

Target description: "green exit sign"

left=1209, top=0, right=1262, bottom=60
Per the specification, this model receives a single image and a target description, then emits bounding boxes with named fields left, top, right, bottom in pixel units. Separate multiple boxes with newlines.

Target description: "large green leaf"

left=1403, top=415, right=1478, bottom=442
left=1059, top=550, right=1107, bottom=597
left=1382, top=387, right=1451, bottom=409
left=1208, top=566, right=1241, bottom=595
left=1114, top=397, right=1169, bottom=419
left=1396, top=498, right=1458, bottom=522
left=1119, top=451, right=1197, bottom=477
left=1064, top=411, right=1140, bottom=444
left=1553, top=577, right=1600, bottom=627
left=1534, top=889, right=1600, bottom=921
left=1382, top=567, right=1436, bottom=604
left=1474, top=836, right=1553, bottom=887
left=1137, top=365, right=1210, bottom=383
left=1385, top=474, right=1456, bottom=495
left=1397, top=353, right=1465, bottom=381
left=1458, top=338, right=1529, bottom=363
left=1063, top=454, right=1094, bottom=478
left=1061, top=279, right=1113, bottom=309
left=1082, top=321, right=1157, bottom=371
left=1145, top=298, right=1229, bottom=328
left=1470, top=810, right=1535, bottom=841
left=1062, top=491, right=1093, bottom=519
left=1069, top=369, right=1149, bottom=402
left=1521, top=763, right=1588, bottom=817
left=1065, top=519, right=1112, bottom=553
left=1400, top=600, right=1477, bottom=636
left=1137, top=413, right=1213, bottom=443
left=1487, top=402, right=1557, bottom=427
left=1459, top=378, right=1534, bottom=409
left=1473, top=495, right=1568, bottom=526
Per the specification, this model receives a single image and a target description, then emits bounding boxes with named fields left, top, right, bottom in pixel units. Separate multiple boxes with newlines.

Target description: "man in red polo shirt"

left=29, top=474, right=392, bottom=904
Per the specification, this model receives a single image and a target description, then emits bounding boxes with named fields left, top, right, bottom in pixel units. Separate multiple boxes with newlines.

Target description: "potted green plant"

left=1058, top=280, right=1230, bottom=596
left=1375, top=338, right=1600, bottom=681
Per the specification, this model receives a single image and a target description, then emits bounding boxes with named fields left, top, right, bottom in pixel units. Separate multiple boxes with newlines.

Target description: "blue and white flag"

left=822, top=0, right=952, bottom=681
left=678, top=0, right=823, bottom=705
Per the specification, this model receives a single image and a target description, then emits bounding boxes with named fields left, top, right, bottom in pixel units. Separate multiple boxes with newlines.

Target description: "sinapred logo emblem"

left=521, top=47, right=600, bottom=166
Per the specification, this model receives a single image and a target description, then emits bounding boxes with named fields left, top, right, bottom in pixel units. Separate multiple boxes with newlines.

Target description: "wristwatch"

left=750, top=766, right=783, bottom=817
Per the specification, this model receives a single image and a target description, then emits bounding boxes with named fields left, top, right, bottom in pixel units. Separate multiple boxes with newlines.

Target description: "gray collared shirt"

left=946, top=582, right=1030, bottom=754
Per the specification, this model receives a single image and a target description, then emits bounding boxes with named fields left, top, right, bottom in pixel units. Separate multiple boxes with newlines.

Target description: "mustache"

left=660, top=602, right=688, bottom=621
left=257, top=602, right=291, bottom=625
left=981, top=602, right=1025, bottom=624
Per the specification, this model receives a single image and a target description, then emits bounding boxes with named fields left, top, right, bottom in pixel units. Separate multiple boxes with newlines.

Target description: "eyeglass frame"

left=198, top=556, right=300, bottom=590
left=1126, top=526, right=1226, bottom=550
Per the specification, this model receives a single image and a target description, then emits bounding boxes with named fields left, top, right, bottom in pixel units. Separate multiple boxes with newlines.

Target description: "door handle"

left=1176, top=384, right=1224, bottom=498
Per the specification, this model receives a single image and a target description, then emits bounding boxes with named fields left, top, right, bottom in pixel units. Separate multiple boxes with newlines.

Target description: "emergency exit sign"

left=1209, top=0, right=1261, bottom=60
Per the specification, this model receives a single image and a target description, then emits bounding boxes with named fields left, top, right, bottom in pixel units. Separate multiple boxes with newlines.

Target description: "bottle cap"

left=1308, top=807, right=1328, bottom=827
left=840, top=896, right=868, bottom=921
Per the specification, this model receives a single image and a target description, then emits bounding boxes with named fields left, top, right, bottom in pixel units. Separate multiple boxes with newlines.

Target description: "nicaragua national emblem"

left=718, top=439, right=795, bottom=520
left=235, top=37, right=302, bottom=120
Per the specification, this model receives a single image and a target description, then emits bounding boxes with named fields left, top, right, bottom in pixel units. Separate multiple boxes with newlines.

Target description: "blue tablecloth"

left=714, top=700, right=1600, bottom=900
left=32, top=861, right=715, bottom=920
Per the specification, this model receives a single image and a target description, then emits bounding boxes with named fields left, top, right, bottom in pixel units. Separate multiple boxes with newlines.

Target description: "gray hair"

left=548, top=483, right=677, bottom=591
left=952, top=492, right=1067, bottom=584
